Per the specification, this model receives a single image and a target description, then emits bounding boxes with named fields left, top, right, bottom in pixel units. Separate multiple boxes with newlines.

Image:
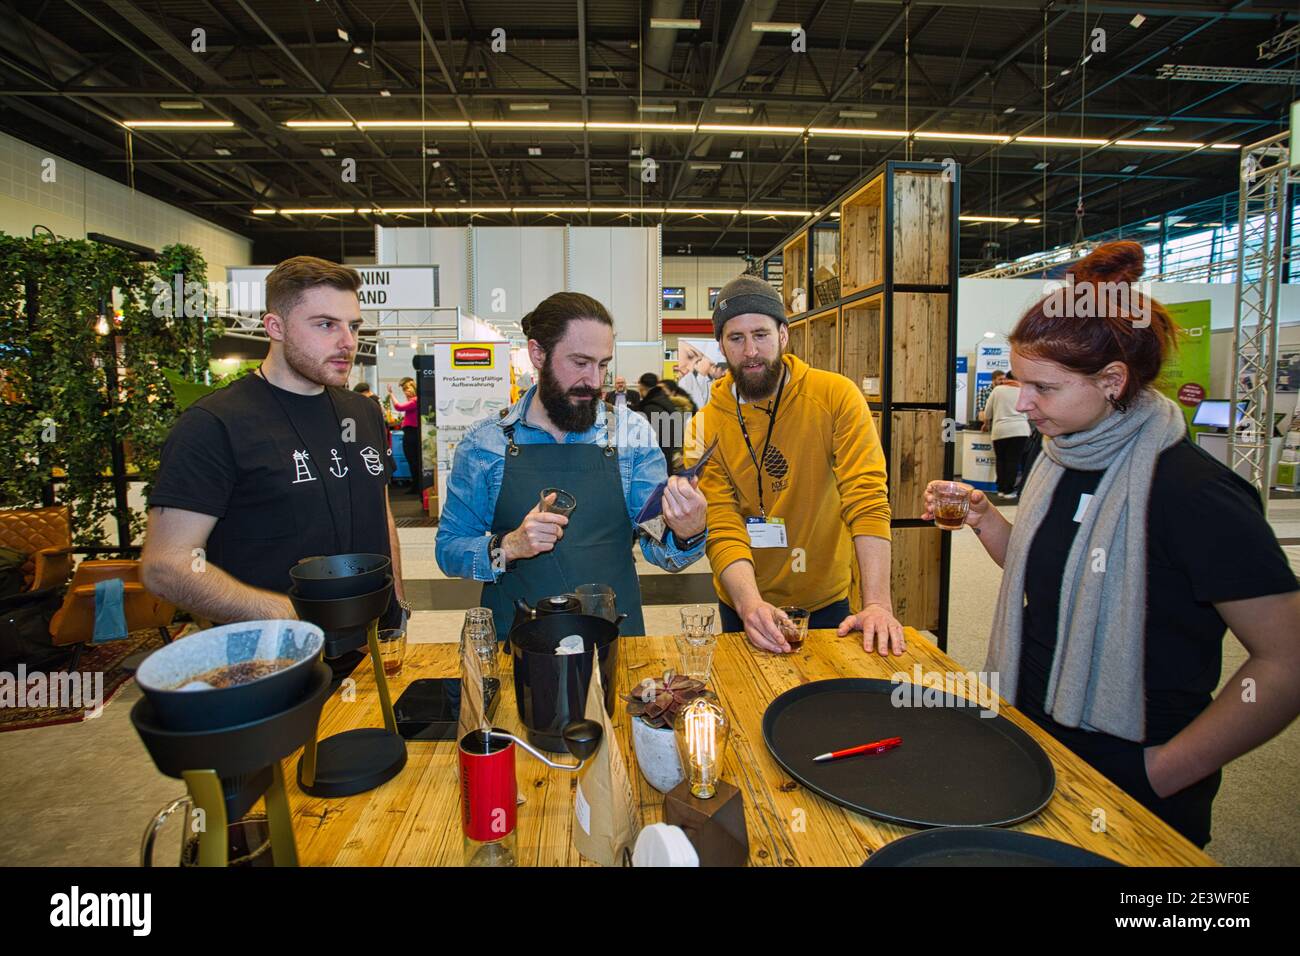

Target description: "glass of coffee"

left=540, top=488, right=577, bottom=518
left=378, top=628, right=407, bottom=678
left=931, top=481, right=972, bottom=531
left=778, top=607, right=810, bottom=650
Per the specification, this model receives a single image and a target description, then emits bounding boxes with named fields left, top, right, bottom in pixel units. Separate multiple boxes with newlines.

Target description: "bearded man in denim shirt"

left=435, top=292, right=707, bottom=637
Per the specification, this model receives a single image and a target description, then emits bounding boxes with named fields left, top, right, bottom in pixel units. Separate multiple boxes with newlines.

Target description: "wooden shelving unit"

left=781, top=231, right=809, bottom=315
left=805, top=306, right=839, bottom=373
left=785, top=319, right=807, bottom=362
left=761, top=160, right=958, bottom=648
left=839, top=174, right=884, bottom=297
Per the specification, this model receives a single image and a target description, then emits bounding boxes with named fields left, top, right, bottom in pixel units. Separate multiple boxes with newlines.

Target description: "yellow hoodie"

left=684, top=353, right=891, bottom=612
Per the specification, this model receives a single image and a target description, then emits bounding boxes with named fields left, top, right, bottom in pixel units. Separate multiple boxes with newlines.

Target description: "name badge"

left=746, top=516, right=787, bottom=548
left=1073, top=493, right=1094, bottom=523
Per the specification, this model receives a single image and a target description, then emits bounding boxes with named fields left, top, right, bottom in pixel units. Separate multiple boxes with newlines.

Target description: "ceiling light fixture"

left=285, top=119, right=354, bottom=128
left=915, top=130, right=1011, bottom=143
left=649, top=18, right=701, bottom=29
left=808, top=126, right=908, bottom=137
left=1015, top=135, right=1110, bottom=146
left=1033, top=161, right=1049, bottom=170
left=1113, top=138, right=1204, bottom=149
left=636, top=104, right=678, bottom=113
left=827, top=153, right=842, bottom=161
left=357, top=120, right=469, bottom=129
left=699, top=123, right=804, bottom=134
left=121, top=120, right=236, bottom=128
left=751, top=21, right=803, bottom=33
left=715, top=105, right=753, bottom=115
left=159, top=100, right=204, bottom=110
left=838, top=110, right=879, bottom=119
left=729, top=150, right=744, bottom=159
left=509, top=102, right=551, bottom=111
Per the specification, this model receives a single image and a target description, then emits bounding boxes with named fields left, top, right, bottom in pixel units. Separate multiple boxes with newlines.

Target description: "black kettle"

left=510, top=594, right=582, bottom=633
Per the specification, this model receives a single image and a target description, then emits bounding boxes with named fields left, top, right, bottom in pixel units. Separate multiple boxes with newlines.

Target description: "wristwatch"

left=672, top=528, right=707, bottom=550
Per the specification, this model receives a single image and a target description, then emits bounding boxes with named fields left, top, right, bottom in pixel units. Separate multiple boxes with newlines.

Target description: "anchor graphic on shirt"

left=328, top=448, right=348, bottom=478
left=291, top=450, right=317, bottom=484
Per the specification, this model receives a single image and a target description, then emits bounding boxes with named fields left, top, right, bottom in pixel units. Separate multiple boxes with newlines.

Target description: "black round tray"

left=863, top=827, right=1123, bottom=867
left=762, top=678, right=1055, bottom=828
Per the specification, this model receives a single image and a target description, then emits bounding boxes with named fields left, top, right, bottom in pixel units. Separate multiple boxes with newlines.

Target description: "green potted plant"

left=623, top=671, right=711, bottom=793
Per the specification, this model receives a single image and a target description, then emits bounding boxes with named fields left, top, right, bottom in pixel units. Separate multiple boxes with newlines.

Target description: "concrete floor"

left=1, top=504, right=1296, bottom=866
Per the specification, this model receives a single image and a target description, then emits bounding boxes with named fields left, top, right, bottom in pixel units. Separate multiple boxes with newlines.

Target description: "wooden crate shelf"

left=841, top=294, right=884, bottom=402
left=889, top=409, right=946, bottom=520
left=891, top=292, right=949, bottom=403
left=892, top=168, right=952, bottom=285
left=840, top=174, right=884, bottom=297
left=766, top=160, right=957, bottom=647
left=785, top=319, right=807, bottom=362
left=781, top=231, right=809, bottom=316
left=805, top=306, right=839, bottom=373
left=890, top=526, right=944, bottom=632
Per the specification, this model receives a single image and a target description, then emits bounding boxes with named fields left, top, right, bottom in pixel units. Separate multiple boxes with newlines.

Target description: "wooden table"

left=285, top=629, right=1214, bottom=866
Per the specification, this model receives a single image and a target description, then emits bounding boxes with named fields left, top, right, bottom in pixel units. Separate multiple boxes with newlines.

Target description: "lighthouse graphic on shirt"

left=292, top=450, right=318, bottom=484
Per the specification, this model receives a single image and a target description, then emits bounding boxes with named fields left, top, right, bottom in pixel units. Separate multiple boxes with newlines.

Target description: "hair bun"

left=520, top=312, right=532, bottom=337
left=1072, top=240, right=1145, bottom=284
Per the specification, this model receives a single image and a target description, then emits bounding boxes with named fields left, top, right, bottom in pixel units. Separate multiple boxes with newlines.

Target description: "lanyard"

left=254, top=366, right=350, bottom=555
left=734, top=366, right=786, bottom=518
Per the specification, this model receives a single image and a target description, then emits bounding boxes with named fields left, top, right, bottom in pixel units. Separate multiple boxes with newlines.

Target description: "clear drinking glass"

left=676, top=604, right=718, bottom=681
left=461, top=607, right=498, bottom=678
left=575, top=583, right=618, bottom=622
left=675, top=631, right=717, bottom=682
left=377, top=628, right=407, bottom=678
left=931, top=481, right=973, bottom=531
left=777, top=607, right=809, bottom=650
left=539, top=488, right=578, bottom=518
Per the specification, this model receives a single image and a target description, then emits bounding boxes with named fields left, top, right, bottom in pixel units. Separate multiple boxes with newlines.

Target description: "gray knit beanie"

left=711, top=274, right=787, bottom=339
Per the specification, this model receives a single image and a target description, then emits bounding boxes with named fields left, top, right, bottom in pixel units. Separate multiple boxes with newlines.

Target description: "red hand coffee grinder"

left=458, top=720, right=602, bottom=866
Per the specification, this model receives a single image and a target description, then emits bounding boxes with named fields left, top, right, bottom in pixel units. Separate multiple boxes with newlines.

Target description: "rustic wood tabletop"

left=285, top=628, right=1213, bottom=867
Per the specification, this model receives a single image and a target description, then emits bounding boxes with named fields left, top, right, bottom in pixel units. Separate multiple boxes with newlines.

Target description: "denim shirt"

left=434, top=386, right=706, bottom=582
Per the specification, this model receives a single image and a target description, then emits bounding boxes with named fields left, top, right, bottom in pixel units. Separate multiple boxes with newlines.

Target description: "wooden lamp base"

left=664, top=779, right=750, bottom=867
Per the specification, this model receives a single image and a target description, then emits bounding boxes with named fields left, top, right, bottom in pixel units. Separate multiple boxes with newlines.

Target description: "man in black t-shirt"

left=141, top=257, right=406, bottom=627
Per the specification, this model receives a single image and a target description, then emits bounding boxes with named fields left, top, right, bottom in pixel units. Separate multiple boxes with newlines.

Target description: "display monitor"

left=1191, top=399, right=1250, bottom=429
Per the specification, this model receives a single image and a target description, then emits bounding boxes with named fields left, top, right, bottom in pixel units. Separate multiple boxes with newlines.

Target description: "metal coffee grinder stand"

left=134, top=660, right=333, bottom=867
left=288, top=565, right=406, bottom=797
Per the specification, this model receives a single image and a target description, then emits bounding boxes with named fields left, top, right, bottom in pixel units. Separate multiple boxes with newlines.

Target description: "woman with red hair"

left=926, top=241, right=1300, bottom=848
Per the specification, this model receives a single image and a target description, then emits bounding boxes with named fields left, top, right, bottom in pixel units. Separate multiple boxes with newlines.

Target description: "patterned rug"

left=0, top=628, right=168, bottom=733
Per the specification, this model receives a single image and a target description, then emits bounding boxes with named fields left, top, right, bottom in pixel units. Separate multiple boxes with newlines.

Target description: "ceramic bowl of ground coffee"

left=136, top=620, right=324, bottom=731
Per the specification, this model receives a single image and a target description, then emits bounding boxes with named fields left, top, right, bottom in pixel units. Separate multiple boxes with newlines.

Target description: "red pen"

left=812, top=736, right=902, bottom=763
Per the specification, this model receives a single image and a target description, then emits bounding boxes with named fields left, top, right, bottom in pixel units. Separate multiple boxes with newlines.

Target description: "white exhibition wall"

left=0, top=130, right=252, bottom=275
left=958, top=277, right=1300, bottom=421
left=373, top=224, right=660, bottom=386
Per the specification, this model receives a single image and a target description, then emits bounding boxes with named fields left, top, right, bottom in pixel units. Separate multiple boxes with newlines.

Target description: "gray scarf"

left=984, top=387, right=1186, bottom=742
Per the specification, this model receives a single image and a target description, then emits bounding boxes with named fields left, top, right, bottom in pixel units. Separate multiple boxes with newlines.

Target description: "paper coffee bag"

left=573, top=663, right=640, bottom=866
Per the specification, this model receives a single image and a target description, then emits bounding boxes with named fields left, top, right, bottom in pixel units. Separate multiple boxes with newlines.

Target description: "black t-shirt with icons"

left=149, top=373, right=397, bottom=595
left=1019, top=437, right=1298, bottom=747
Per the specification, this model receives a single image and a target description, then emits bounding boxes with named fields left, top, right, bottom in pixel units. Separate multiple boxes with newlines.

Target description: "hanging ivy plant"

left=0, top=234, right=220, bottom=545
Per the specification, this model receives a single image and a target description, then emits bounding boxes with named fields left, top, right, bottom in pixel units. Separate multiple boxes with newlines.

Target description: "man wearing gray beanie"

left=683, top=272, right=902, bottom=658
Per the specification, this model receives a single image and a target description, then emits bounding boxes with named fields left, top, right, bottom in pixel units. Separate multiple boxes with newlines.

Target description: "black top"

left=149, top=373, right=397, bottom=594
left=1018, top=437, right=1297, bottom=751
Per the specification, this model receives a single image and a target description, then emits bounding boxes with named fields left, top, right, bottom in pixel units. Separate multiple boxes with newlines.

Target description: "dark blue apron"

left=480, top=422, right=645, bottom=640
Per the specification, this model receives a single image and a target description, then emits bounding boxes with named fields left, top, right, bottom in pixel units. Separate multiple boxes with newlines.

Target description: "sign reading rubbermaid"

left=453, top=347, right=492, bottom=368
left=226, top=265, right=439, bottom=313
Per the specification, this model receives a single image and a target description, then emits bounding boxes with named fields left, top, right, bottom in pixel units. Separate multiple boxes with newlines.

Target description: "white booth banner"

left=432, top=343, right=512, bottom=506
left=225, top=265, right=440, bottom=314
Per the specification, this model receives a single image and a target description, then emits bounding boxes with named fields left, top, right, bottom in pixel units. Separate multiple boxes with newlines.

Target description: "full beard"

left=284, top=335, right=352, bottom=388
left=538, top=358, right=600, bottom=432
left=734, top=353, right=785, bottom=402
